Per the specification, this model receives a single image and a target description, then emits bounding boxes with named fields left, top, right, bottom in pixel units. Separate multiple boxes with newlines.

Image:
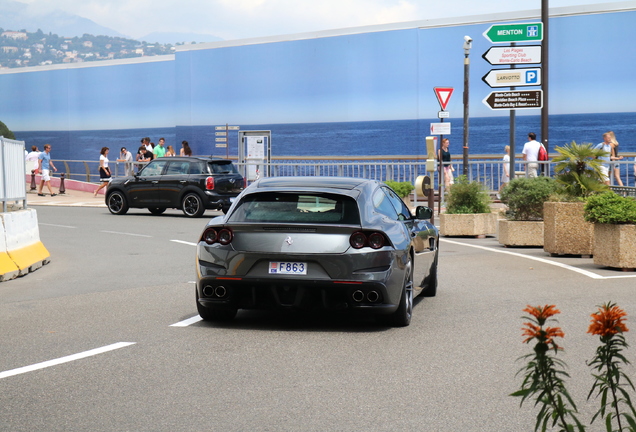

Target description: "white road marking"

left=171, top=240, right=197, bottom=246
left=101, top=230, right=152, bottom=238
left=39, top=223, right=76, bottom=229
left=0, top=342, right=136, bottom=380
left=440, top=238, right=636, bottom=280
left=170, top=316, right=202, bottom=327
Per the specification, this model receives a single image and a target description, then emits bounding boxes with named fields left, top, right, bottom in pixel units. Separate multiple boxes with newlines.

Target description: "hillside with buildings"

left=0, top=29, right=180, bottom=69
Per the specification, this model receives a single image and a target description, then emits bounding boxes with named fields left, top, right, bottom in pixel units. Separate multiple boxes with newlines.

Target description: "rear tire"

left=107, top=191, right=129, bottom=215
left=149, top=207, right=166, bottom=215
left=378, top=255, right=413, bottom=327
left=196, top=289, right=237, bottom=322
left=422, top=252, right=438, bottom=297
left=182, top=193, right=205, bottom=218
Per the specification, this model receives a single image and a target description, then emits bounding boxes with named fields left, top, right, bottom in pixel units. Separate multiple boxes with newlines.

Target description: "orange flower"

left=588, top=303, right=628, bottom=337
left=523, top=305, right=561, bottom=325
left=522, top=322, right=541, bottom=343
left=521, top=323, right=565, bottom=345
left=544, top=327, right=565, bottom=346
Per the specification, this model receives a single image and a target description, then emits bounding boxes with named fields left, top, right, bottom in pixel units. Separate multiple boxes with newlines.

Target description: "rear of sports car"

left=195, top=190, right=408, bottom=321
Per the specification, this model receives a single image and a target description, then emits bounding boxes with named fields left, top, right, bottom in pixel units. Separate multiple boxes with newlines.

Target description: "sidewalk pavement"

left=25, top=188, right=106, bottom=208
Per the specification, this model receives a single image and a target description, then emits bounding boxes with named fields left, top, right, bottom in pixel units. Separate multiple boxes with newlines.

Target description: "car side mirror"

left=415, top=206, right=433, bottom=220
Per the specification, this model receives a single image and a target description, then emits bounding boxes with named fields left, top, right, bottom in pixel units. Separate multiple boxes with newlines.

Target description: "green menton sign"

left=483, top=23, right=543, bottom=43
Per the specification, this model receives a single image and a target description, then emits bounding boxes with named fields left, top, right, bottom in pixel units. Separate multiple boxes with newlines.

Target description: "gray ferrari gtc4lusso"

left=195, top=176, right=439, bottom=326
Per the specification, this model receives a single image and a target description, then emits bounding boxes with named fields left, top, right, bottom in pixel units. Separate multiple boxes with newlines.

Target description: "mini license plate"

left=269, top=262, right=307, bottom=275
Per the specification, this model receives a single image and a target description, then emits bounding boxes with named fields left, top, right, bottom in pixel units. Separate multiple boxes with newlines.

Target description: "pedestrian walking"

left=94, top=147, right=112, bottom=196
left=608, top=131, right=623, bottom=186
left=37, top=144, right=57, bottom=196
left=522, top=132, right=541, bottom=178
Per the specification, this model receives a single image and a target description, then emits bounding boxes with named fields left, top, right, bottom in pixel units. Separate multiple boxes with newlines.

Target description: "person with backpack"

left=522, top=132, right=542, bottom=178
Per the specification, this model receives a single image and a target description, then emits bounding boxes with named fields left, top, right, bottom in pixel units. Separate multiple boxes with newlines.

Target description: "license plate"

left=269, top=262, right=307, bottom=275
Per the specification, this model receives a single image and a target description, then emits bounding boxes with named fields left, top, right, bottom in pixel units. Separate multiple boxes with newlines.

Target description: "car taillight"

left=350, top=232, right=366, bottom=249
left=218, top=228, right=233, bottom=245
left=202, top=228, right=218, bottom=244
left=202, top=227, right=233, bottom=245
left=206, top=176, right=215, bottom=190
left=350, top=231, right=386, bottom=249
left=368, top=232, right=385, bottom=249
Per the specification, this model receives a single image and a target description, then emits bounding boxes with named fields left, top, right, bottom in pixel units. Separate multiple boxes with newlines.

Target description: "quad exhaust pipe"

left=352, top=290, right=364, bottom=302
left=203, top=285, right=228, bottom=299
left=367, top=291, right=379, bottom=303
left=352, top=290, right=380, bottom=303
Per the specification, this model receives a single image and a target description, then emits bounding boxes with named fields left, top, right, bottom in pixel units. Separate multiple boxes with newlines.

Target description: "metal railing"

left=1, top=137, right=27, bottom=212
left=49, top=154, right=636, bottom=192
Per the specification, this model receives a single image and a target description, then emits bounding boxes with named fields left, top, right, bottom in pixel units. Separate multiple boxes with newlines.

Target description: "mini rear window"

left=229, top=192, right=360, bottom=224
left=208, top=161, right=238, bottom=174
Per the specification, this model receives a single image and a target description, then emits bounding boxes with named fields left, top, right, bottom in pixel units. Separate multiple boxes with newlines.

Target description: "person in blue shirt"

left=37, top=144, right=58, bottom=196
left=594, top=132, right=613, bottom=186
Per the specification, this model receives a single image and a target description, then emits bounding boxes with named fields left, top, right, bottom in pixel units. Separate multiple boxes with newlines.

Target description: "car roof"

left=253, top=176, right=371, bottom=190
left=153, top=156, right=233, bottom=163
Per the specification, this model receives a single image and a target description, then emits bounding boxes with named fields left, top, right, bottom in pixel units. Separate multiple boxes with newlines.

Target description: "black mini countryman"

left=106, top=157, right=244, bottom=217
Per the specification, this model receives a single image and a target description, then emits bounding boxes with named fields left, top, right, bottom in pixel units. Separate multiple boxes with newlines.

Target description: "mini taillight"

left=203, top=228, right=218, bottom=244
left=206, top=176, right=215, bottom=190
left=368, top=232, right=385, bottom=249
left=218, top=228, right=233, bottom=245
left=350, top=232, right=366, bottom=249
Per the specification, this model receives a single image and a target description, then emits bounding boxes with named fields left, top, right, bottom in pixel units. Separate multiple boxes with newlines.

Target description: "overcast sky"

left=19, top=0, right=626, bottom=41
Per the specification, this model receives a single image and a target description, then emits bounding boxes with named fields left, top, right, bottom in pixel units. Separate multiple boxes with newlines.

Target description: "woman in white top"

left=94, top=147, right=111, bottom=197
left=500, top=145, right=511, bottom=194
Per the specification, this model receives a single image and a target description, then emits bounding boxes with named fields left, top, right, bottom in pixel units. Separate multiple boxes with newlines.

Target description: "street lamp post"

left=462, top=35, right=472, bottom=176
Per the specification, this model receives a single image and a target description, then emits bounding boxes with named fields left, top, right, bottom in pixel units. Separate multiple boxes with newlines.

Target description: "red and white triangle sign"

left=433, top=87, right=454, bottom=111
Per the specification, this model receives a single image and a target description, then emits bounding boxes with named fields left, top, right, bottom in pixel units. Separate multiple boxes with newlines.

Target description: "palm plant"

left=552, top=141, right=609, bottom=199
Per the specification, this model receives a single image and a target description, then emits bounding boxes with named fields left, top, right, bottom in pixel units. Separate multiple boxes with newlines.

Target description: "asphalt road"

left=2, top=206, right=636, bottom=431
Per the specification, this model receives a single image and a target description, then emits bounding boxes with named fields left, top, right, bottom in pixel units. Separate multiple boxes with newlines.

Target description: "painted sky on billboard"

left=0, top=7, right=634, bottom=132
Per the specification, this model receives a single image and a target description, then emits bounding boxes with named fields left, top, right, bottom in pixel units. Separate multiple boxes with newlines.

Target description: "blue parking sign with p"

left=526, top=70, right=538, bottom=84
left=527, top=25, right=539, bottom=37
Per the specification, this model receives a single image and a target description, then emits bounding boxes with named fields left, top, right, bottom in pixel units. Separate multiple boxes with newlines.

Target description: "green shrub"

left=385, top=180, right=414, bottom=198
left=552, top=141, right=608, bottom=199
left=500, top=176, right=558, bottom=221
left=445, top=175, right=491, bottom=214
left=584, top=192, right=636, bottom=224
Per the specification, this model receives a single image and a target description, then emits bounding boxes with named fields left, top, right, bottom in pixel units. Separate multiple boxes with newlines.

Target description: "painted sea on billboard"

left=15, top=112, right=636, bottom=162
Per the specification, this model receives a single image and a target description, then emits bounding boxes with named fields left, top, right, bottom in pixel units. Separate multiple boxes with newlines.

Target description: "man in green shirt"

left=153, top=137, right=166, bottom=158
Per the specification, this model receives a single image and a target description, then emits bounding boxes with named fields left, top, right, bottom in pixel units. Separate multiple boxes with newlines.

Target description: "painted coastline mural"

left=1, top=3, right=635, bottom=162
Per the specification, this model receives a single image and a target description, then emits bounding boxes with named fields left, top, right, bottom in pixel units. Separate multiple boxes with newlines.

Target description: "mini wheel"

left=107, top=191, right=129, bottom=215
left=182, top=193, right=205, bottom=218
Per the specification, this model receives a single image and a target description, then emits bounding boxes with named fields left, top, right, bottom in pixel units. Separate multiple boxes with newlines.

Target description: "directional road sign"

left=483, top=90, right=543, bottom=110
left=433, top=87, right=454, bottom=111
left=483, top=22, right=543, bottom=43
left=482, top=67, right=541, bottom=88
left=482, top=45, right=542, bottom=65
left=430, top=122, right=451, bottom=135
left=215, top=137, right=227, bottom=142
left=215, top=126, right=240, bottom=130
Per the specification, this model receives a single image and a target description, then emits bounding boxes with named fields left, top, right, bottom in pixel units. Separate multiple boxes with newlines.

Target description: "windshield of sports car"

left=228, top=192, right=360, bottom=224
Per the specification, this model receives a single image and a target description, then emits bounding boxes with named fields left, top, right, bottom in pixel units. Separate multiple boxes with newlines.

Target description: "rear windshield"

left=208, top=161, right=238, bottom=174
left=229, top=192, right=360, bottom=224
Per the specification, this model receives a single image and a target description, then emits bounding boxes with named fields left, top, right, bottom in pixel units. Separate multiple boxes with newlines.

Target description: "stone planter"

left=498, top=220, right=544, bottom=247
left=439, top=212, right=496, bottom=237
left=593, top=224, right=636, bottom=270
left=543, top=201, right=593, bottom=256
